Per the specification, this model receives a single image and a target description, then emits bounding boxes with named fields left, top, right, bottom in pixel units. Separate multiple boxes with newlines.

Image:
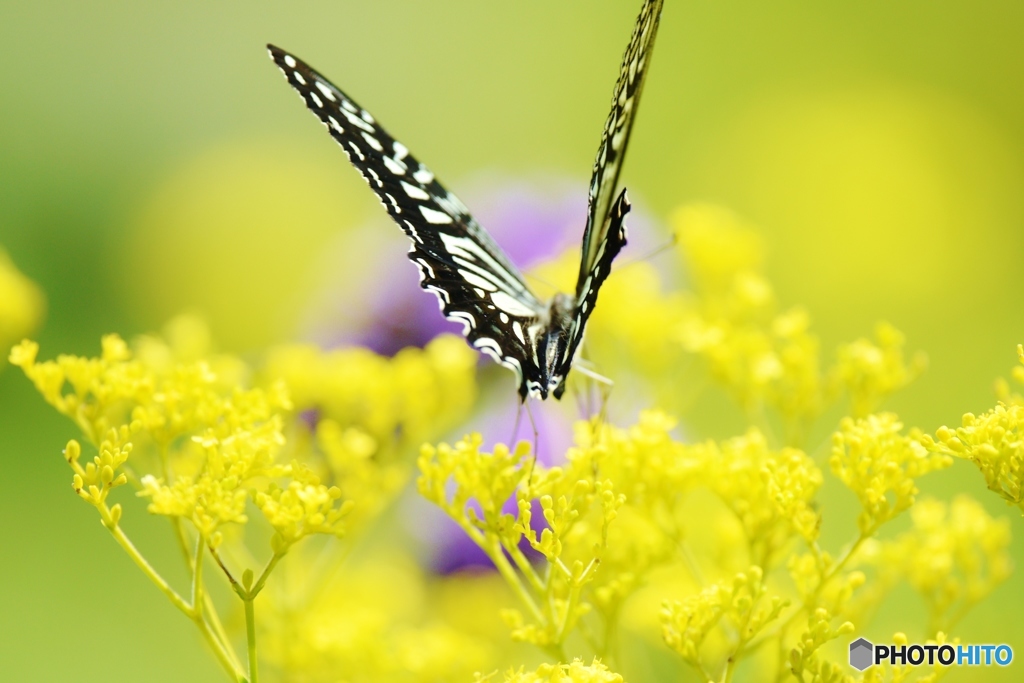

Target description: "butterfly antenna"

left=617, top=231, right=679, bottom=270
left=524, top=271, right=560, bottom=296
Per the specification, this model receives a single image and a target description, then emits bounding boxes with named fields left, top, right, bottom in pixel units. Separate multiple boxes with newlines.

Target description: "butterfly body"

left=269, top=0, right=661, bottom=401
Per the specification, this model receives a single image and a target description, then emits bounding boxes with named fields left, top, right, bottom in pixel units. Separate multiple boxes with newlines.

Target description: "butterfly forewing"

left=267, top=45, right=544, bottom=390
left=269, top=0, right=664, bottom=401
left=577, top=0, right=664, bottom=296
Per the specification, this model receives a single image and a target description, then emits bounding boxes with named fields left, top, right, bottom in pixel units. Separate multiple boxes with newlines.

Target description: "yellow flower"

left=832, top=322, right=927, bottom=417
left=10, top=334, right=152, bottom=444
left=260, top=552, right=498, bottom=683
left=673, top=204, right=766, bottom=299
left=788, top=608, right=855, bottom=683
left=702, top=428, right=823, bottom=560
left=420, top=427, right=626, bottom=650
left=661, top=566, right=786, bottom=677
left=0, top=247, right=45, bottom=363
left=881, top=496, right=1010, bottom=634
left=930, top=379, right=1024, bottom=511
left=139, top=417, right=288, bottom=536
left=670, top=206, right=835, bottom=439
left=64, top=437, right=130, bottom=514
left=263, top=334, right=476, bottom=451
left=254, top=463, right=353, bottom=546
left=830, top=413, right=952, bottom=533
left=495, top=659, right=624, bottom=683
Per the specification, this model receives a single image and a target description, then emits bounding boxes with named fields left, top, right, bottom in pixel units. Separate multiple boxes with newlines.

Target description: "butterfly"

left=269, top=0, right=664, bottom=401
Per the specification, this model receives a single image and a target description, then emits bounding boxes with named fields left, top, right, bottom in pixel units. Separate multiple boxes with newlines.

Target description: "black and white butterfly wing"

left=578, top=0, right=664, bottom=289
left=553, top=0, right=664, bottom=392
left=268, top=45, right=545, bottom=395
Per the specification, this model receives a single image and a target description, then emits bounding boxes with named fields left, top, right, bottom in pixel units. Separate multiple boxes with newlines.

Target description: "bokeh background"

left=2, top=0, right=1023, bottom=680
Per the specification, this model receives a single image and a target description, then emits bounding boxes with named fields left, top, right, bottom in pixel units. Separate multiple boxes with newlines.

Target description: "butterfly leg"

left=573, top=359, right=614, bottom=420
left=509, top=395, right=525, bottom=448
left=523, top=398, right=540, bottom=489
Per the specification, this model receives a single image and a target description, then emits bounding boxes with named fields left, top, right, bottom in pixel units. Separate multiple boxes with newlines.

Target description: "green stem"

left=192, top=533, right=205, bottom=615
left=487, top=535, right=545, bottom=625
left=555, top=580, right=584, bottom=644
left=102, top=510, right=244, bottom=681
left=250, top=550, right=286, bottom=597
left=106, top=516, right=191, bottom=613
left=505, top=541, right=545, bottom=593
left=245, top=598, right=258, bottom=683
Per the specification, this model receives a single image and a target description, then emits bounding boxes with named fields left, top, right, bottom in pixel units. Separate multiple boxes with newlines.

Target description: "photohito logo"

left=849, top=637, right=1013, bottom=671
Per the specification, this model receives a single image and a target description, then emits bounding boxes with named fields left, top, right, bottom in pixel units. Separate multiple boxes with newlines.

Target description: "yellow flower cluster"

left=928, top=350, right=1024, bottom=512
left=264, top=334, right=475, bottom=447
left=421, top=411, right=833, bottom=677
left=834, top=322, right=928, bottom=418
left=11, top=316, right=480, bottom=683
left=13, top=198, right=1021, bottom=683
left=0, top=247, right=45, bottom=364
left=494, top=659, right=624, bottom=683
left=266, top=334, right=477, bottom=536
left=788, top=608, right=855, bottom=683
left=9, top=324, right=341, bottom=549
left=994, top=344, right=1024, bottom=405
left=536, top=204, right=926, bottom=449
left=830, top=413, right=952, bottom=534
left=62, top=437, right=131, bottom=528
left=672, top=206, right=831, bottom=441
left=260, top=553, right=502, bottom=683
left=703, top=428, right=823, bottom=557
left=418, top=430, right=622, bottom=654
left=661, top=566, right=787, bottom=679
left=874, top=496, right=1011, bottom=634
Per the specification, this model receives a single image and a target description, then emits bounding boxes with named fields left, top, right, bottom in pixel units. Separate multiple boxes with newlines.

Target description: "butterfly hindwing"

left=268, top=45, right=544, bottom=392
left=554, top=189, right=630, bottom=397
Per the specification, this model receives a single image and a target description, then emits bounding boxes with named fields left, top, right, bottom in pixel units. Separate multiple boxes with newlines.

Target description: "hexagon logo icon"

left=849, top=638, right=873, bottom=671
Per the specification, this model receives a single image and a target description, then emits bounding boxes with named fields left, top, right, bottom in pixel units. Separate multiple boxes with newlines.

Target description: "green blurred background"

left=2, top=1, right=1023, bottom=680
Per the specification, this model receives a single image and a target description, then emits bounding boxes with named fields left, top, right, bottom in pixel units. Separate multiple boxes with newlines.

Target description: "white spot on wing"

left=460, top=270, right=497, bottom=292
left=344, top=141, right=365, bottom=161
left=413, top=167, right=434, bottom=184
left=342, top=109, right=374, bottom=133
left=400, top=181, right=429, bottom=200
left=361, top=132, right=384, bottom=152
left=512, top=320, right=525, bottom=345
left=284, top=54, right=297, bottom=68
left=420, top=206, right=453, bottom=224
left=315, top=81, right=336, bottom=101
left=383, top=156, right=407, bottom=175
left=293, top=71, right=306, bottom=86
